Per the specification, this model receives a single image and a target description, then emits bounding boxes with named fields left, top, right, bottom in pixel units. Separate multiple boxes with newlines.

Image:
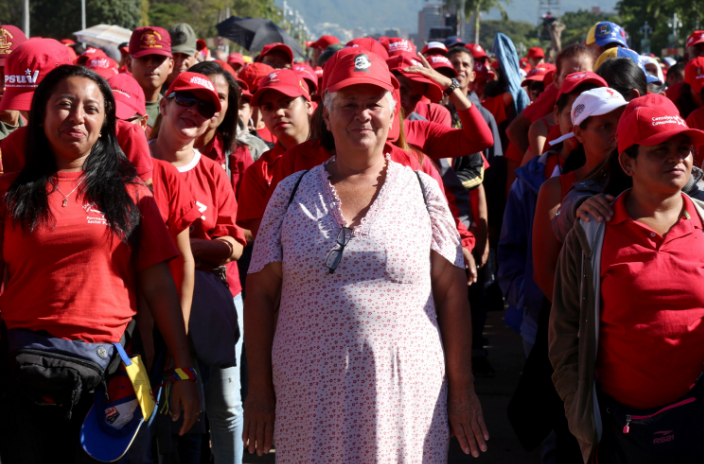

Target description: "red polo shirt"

left=598, top=192, right=704, bottom=409
left=522, top=82, right=558, bottom=123
left=686, top=107, right=704, bottom=167
left=237, top=142, right=286, bottom=230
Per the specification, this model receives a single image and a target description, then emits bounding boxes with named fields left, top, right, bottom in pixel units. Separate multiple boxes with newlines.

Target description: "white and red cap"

left=325, top=48, right=397, bottom=94
left=617, top=93, right=704, bottom=153
left=465, top=43, right=487, bottom=60
left=387, top=38, right=417, bottom=57
left=87, top=56, right=119, bottom=80
left=427, top=55, right=457, bottom=77
left=107, top=73, right=146, bottom=119
left=0, top=38, right=74, bottom=111
left=421, top=41, right=448, bottom=56
left=251, top=69, right=310, bottom=107
left=164, top=71, right=222, bottom=113
left=687, top=31, right=704, bottom=48
left=77, top=47, right=107, bottom=66
left=550, top=87, right=627, bottom=146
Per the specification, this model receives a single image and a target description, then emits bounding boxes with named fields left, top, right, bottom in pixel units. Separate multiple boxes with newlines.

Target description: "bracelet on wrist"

left=173, top=367, right=198, bottom=383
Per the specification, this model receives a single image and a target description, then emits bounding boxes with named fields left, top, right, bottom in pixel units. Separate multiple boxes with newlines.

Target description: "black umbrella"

left=216, top=16, right=306, bottom=59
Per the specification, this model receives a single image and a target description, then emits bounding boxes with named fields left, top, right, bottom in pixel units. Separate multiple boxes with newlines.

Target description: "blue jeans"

left=204, top=293, right=244, bottom=464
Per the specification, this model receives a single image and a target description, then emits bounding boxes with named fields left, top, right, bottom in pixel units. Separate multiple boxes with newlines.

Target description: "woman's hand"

left=448, top=384, right=489, bottom=457
left=170, top=379, right=201, bottom=436
left=576, top=194, right=615, bottom=222
left=462, top=248, right=478, bottom=285
left=404, top=53, right=454, bottom=90
left=242, top=386, right=276, bottom=455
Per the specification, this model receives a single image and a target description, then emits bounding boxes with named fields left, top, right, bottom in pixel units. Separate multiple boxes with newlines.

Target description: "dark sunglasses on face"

left=167, top=91, right=217, bottom=119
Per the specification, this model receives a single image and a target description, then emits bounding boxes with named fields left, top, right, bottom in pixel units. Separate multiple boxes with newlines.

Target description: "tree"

left=25, top=0, right=141, bottom=39
left=559, top=9, right=621, bottom=48
left=478, top=19, right=546, bottom=52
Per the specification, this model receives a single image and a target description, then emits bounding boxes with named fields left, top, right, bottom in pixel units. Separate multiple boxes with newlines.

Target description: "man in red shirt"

left=127, top=26, right=174, bottom=129
left=238, top=69, right=313, bottom=234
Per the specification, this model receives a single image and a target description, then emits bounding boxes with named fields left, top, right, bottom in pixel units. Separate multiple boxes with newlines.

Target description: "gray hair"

left=323, top=90, right=396, bottom=114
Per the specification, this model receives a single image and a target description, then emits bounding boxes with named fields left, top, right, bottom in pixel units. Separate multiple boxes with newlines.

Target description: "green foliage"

left=478, top=19, right=547, bottom=51
left=560, top=9, right=621, bottom=47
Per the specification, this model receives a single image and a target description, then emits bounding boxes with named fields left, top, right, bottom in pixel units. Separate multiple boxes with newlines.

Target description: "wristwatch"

left=444, top=78, right=461, bottom=95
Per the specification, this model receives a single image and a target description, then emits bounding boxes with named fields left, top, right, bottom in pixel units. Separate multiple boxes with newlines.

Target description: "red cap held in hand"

left=108, top=73, right=147, bottom=119
left=129, top=27, right=172, bottom=59
left=164, top=71, right=222, bottom=113
left=0, top=25, right=28, bottom=67
left=345, top=38, right=389, bottom=60
left=326, top=49, right=397, bottom=94
left=617, top=93, right=704, bottom=153
left=251, top=69, right=310, bottom=107
left=557, top=71, right=607, bottom=99
left=0, top=38, right=74, bottom=111
left=427, top=55, right=457, bottom=77
left=386, top=54, right=443, bottom=102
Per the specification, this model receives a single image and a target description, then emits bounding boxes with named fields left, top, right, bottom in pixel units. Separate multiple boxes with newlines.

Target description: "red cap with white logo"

left=465, top=43, right=488, bottom=60
left=427, top=55, right=457, bottom=77
left=685, top=57, right=704, bottom=94
left=686, top=31, right=704, bottom=48
left=0, top=38, right=74, bottom=111
left=87, top=57, right=119, bottom=80
left=293, top=63, right=319, bottom=93
left=251, top=69, right=310, bottom=107
left=77, top=47, right=107, bottom=66
left=107, top=73, right=146, bottom=119
left=386, top=54, right=443, bottom=102
left=129, top=27, right=172, bottom=59
left=387, top=39, right=417, bottom=57
left=164, top=71, right=222, bottom=112
left=421, top=42, right=448, bottom=56
left=617, top=93, right=704, bottom=153
left=0, top=25, right=28, bottom=67
left=325, top=49, right=397, bottom=94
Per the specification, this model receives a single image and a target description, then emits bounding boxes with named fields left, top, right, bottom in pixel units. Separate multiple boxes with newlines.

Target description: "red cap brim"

left=396, top=70, right=443, bottom=102
left=131, top=49, right=172, bottom=59
left=251, top=85, right=310, bottom=107
left=326, top=75, right=395, bottom=94
left=620, top=127, right=704, bottom=154
left=0, top=88, right=33, bottom=112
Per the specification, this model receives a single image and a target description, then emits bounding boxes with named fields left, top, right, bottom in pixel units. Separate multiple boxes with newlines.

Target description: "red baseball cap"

left=557, top=71, right=607, bottom=99
left=250, top=69, right=310, bottom=107
left=386, top=54, right=443, bottom=102
left=421, top=42, right=448, bottom=56
left=107, top=73, right=146, bottom=119
left=617, top=93, right=704, bottom=153
left=685, top=57, right=704, bottom=94
left=196, top=39, right=207, bottom=51
left=164, top=71, right=222, bottom=113
left=293, top=63, right=319, bottom=93
left=129, top=27, right=172, bottom=59
left=309, top=35, right=340, bottom=52
left=238, top=62, right=275, bottom=92
left=387, top=38, right=417, bottom=57
left=87, top=56, right=119, bottom=80
left=377, top=36, right=391, bottom=51
left=427, top=55, right=457, bottom=77
left=236, top=78, right=253, bottom=101
left=528, top=47, right=545, bottom=59
left=473, top=60, right=496, bottom=83
left=687, top=31, right=704, bottom=48
left=345, top=38, right=389, bottom=60
left=60, top=38, right=76, bottom=46
left=521, top=67, right=547, bottom=86
left=544, top=70, right=555, bottom=86
left=0, top=38, right=74, bottom=111
left=227, top=53, right=244, bottom=67
left=0, top=25, right=28, bottom=67
left=77, top=47, right=106, bottom=66
left=257, top=43, right=293, bottom=66
left=465, top=43, right=488, bottom=60
left=325, top=49, right=397, bottom=94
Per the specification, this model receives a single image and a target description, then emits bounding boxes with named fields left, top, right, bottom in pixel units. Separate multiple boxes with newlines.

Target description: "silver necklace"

left=55, top=182, right=81, bottom=207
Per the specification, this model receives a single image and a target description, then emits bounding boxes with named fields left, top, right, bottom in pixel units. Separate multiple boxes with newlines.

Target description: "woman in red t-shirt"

left=149, top=71, right=247, bottom=463
left=0, top=65, right=199, bottom=461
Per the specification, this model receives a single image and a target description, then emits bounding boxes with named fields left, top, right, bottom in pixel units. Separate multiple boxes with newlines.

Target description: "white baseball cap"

left=550, top=87, right=628, bottom=146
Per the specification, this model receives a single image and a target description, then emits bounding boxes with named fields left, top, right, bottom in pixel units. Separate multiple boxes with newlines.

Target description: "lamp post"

left=640, top=21, right=652, bottom=54
left=23, top=0, right=29, bottom=37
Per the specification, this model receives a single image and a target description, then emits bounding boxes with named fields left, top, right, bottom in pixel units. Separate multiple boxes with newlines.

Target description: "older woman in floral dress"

left=242, top=49, right=488, bottom=463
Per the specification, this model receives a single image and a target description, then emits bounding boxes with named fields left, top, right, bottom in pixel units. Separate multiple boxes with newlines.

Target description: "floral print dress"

left=249, top=156, right=464, bottom=463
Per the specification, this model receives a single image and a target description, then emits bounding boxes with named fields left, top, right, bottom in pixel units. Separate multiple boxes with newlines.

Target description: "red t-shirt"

left=598, top=193, right=704, bottom=409
left=666, top=81, right=685, bottom=109
left=151, top=158, right=200, bottom=237
left=404, top=106, right=493, bottom=165
left=521, top=82, right=558, bottom=123
left=414, top=101, right=452, bottom=127
left=0, top=121, right=154, bottom=181
left=175, top=149, right=247, bottom=296
left=481, top=95, right=508, bottom=125
left=266, top=140, right=476, bottom=250
left=199, top=133, right=254, bottom=199
left=686, top=108, right=704, bottom=168
left=256, top=125, right=277, bottom=144
left=237, top=142, right=286, bottom=230
left=0, top=172, right=178, bottom=343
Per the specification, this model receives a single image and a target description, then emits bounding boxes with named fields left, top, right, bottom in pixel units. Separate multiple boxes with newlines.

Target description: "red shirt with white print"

left=0, top=172, right=178, bottom=343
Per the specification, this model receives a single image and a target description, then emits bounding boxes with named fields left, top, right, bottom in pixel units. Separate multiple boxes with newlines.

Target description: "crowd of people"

left=0, top=16, right=702, bottom=464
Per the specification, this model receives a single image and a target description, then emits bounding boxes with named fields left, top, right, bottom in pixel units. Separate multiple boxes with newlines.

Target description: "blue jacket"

left=498, top=154, right=548, bottom=330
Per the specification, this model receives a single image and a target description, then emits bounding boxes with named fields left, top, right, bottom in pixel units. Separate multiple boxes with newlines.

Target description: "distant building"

left=418, top=3, right=443, bottom=45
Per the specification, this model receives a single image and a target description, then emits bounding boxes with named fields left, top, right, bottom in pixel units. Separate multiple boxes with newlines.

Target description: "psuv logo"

left=196, top=201, right=207, bottom=220
left=5, top=68, right=40, bottom=88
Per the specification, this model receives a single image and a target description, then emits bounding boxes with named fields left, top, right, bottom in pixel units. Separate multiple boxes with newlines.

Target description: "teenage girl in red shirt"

left=0, top=65, right=199, bottom=462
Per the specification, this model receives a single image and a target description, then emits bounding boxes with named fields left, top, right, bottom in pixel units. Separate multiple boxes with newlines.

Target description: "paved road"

left=243, top=309, right=541, bottom=464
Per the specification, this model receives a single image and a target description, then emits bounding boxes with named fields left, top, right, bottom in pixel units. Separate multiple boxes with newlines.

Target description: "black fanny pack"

left=597, top=375, right=704, bottom=463
left=2, top=325, right=128, bottom=418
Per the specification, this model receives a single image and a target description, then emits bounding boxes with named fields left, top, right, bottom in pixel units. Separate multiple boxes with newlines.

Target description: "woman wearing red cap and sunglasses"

left=551, top=94, right=704, bottom=463
left=150, top=72, right=247, bottom=464
left=244, top=50, right=488, bottom=463
left=0, top=65, right=199, bottom=462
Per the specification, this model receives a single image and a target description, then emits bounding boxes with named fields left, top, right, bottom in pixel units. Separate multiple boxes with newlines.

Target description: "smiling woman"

left=0, top=65, right=199, bottom=462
